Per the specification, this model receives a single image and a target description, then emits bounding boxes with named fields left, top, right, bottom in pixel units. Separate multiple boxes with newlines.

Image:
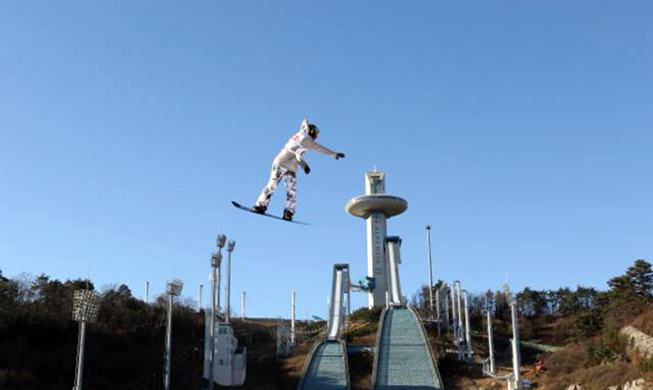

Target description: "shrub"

left=349, top=306, right=383, bottom=323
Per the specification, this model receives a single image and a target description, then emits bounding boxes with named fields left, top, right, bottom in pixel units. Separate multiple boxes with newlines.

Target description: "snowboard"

left=231, top=201, right=309, bottom=225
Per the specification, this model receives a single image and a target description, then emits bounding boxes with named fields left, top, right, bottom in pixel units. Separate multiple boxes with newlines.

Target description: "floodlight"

left=166, top=279, right=184, bottom=296
left=503, top=284, right=517, bottom=304
left=72, top=289, right=100, bottom=390
left=228, top=240, right=236, bottom=252
left=212, top=252, right=222, bottom=268
left=217, top=234, right=227, bottom=249
left=72, top=290, right=100, bottom=323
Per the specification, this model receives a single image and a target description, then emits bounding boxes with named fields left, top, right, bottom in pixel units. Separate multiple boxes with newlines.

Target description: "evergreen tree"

left=627, top=259, right=653, bottom=301
left=607, top=259, right=653, bottom=301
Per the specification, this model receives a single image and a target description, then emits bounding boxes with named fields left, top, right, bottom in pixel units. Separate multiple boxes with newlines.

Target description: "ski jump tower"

left=346, top=171, right=408, bottom=307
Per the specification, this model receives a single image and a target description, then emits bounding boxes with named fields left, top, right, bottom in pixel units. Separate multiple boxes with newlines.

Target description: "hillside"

left=1, top=258, right=652, bottom=389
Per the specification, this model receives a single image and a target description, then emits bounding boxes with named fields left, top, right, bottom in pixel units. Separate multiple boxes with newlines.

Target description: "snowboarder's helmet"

left=308, top=124, right=320, bottom=139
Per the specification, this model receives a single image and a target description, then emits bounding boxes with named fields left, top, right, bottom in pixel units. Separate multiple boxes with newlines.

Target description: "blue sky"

left=1, top=1, right=651, bottom=318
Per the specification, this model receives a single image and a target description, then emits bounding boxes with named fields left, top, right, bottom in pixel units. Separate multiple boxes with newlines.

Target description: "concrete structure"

left=297, top=264, right=352, bottom=390
left=385, top=237, right=404, bottom=306
left=346, top=171, right=407, bottom=307
left=203, top=321, right=247, bottom=387
left=327, top=264, right=350, bottom=341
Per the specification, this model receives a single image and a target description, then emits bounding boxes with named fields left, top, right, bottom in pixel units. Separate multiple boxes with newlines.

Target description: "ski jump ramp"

left=372, top=306, right=444, bottom=390
left=297, top=264, right=351, bottom=390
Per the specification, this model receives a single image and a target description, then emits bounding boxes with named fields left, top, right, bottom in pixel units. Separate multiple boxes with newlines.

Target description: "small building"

left=203, top=319, right=247, bottom=386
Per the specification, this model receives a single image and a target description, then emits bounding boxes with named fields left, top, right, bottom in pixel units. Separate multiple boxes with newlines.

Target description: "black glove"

left=303, top=164, right=311, bottom=175
left=336, top=152, right=345, bottom=160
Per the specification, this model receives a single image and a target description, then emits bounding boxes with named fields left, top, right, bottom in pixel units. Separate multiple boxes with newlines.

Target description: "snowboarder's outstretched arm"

left=300, top=137, right=344, bottom=159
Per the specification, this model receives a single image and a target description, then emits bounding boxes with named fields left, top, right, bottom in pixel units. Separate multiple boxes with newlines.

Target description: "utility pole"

left=144, top=281, right=149, bottom=303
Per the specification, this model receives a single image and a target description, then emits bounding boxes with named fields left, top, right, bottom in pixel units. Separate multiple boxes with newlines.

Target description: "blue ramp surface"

left=373, top=307, right=443, bottom=390
left=298, top=340, right=349, bottom=390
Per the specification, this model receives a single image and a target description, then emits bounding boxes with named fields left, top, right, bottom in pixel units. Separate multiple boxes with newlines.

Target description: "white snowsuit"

left=256, top=120, right=339, bottom=214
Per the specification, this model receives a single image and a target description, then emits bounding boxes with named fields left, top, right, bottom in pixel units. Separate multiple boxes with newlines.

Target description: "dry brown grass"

left=348, top=351, right=374, bottom=390
left=631, top=311, right=653, bottom=337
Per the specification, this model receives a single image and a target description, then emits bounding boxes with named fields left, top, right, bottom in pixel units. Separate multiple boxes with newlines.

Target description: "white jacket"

left=272, top=120, right=338, bottom=173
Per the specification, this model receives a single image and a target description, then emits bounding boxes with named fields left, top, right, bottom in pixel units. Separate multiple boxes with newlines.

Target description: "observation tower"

left=345, top=171, right=407, bottom=307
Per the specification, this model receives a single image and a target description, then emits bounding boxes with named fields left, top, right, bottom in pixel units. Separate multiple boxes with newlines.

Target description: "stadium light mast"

left=486, top=298, right=496, bottom=375
left=164, top=279, right=183, bottom=390
left=72, top=289, right=100, bottom=390
left=450, top=284, right=456, bottom=334
left=208, top=234, right=226, bottom=390
left=504, top=284, right=523, bottom=390
left=198, top=284, right=203, bottom=312
left=291, top=291, right=296, bottom=345
left=226, top=240, right=236, bottom=323
left=463, top=290, right=473, bottom=359
left=241, top=291, right=246, bottom=320
left=443, top=285, right=450, bottom=331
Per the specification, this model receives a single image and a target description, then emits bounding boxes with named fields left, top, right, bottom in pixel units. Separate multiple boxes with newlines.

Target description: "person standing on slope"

left=252, top=119, right=345, bottom=221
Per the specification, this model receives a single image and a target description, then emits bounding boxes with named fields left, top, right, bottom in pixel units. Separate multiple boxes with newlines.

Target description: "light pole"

left=463, top=290, right=473, bottom=360
left=198, top=284, right=203, bottom=312
left=291, top=291, right=296, bottom=345
left=450, top=284, right=456, bottom=334
left=208, top=234, right=226, bottom=390
left=72, top=289, right=100, bottom=390
left=436, top=288, right=441, bottom=336
left=425, top=225, right=435, bottom=319
left=455, top=281, right=464, bottom=361
left=164, top=279, right=183, bottom=390
left=443, top=285, right=450, bottom=331
left=241, top=291, right=246, bottom=320
left=226, top=240, right=236, bottom=323
left=486, top=299, right=496, bottom=375
left=504, top=285, right=522, bottom=390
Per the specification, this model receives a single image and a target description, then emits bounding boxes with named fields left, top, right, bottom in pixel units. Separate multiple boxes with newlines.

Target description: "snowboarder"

left=252, top=119, right=345, bottom=221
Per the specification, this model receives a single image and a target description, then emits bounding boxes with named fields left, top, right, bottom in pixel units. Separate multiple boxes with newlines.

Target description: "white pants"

left=255, top=165, right=297, bottom=214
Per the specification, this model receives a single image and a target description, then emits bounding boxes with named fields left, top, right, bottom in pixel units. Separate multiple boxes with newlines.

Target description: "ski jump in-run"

left=232, top=119, right=345, bottom=223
